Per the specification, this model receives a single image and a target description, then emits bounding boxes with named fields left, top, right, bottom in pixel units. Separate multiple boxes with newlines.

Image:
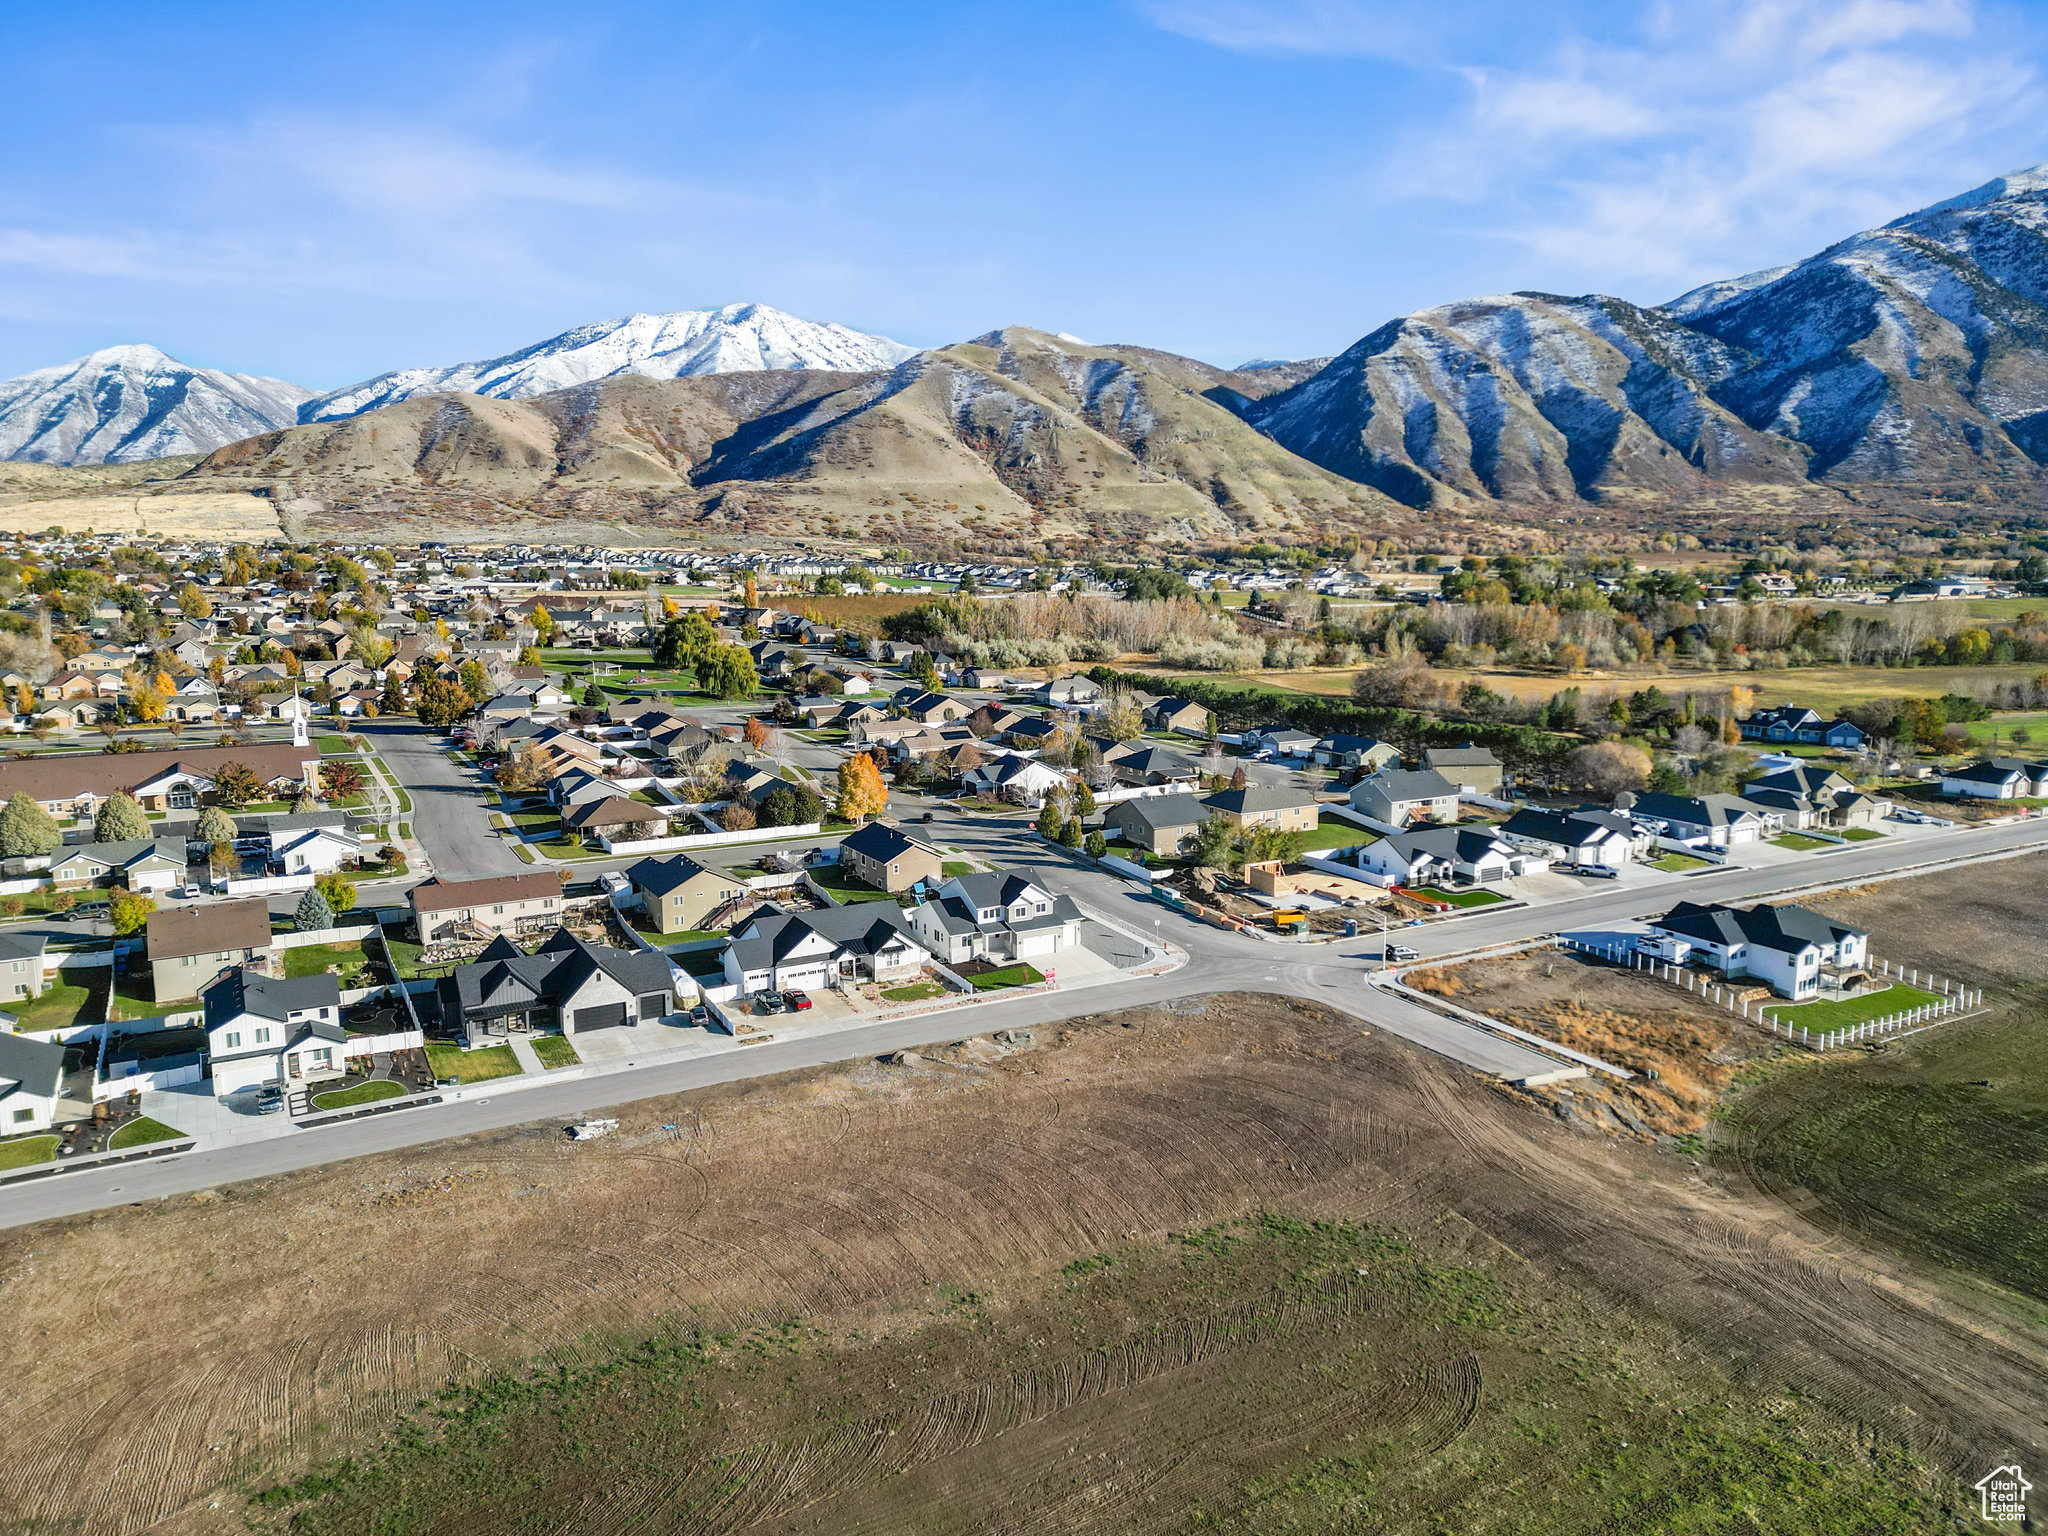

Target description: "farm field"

left=0, top=988, right=2038, bottom=1533
left=1162, top=661, right=2048, bottom=714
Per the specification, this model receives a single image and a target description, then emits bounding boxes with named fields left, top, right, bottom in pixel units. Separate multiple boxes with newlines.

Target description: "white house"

left=721, top=904, right=931, bottom=997
left=1354, top=826, right=1525, bottom=887
left=1940, top=758, right=2047, bottom=799
left=1348, top=768, right=1461, bottom=827
left=202, top=969, right=347, bottom=1097
left=275, top=826, right=359, bottom=876
left=905, top=871, right=1084, bottom=965
left=1644, top=901, right=1869, bottom=1000
left=1629, top=792, right=1764, bottom=848
left=961, top=753, right=1071, bottom=808
left=0, top=1032, right=67, bottom=1133
left=1498, top=808, right=1636, bottom=868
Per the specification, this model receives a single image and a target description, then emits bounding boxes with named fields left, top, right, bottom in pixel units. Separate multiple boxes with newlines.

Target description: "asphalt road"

left=6, top=785, right=2043, bottom=1231
left=360, top=720, right=517, bottom=881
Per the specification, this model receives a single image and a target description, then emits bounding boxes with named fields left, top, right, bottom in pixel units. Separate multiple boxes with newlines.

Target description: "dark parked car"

left=756, top=992, right=789, bottom=1016
left=688, top=1004, right=710, bottom=1026
left=254, top=1083, right=286, bottom=1114
left=785, top=989, right=813, bottom=1011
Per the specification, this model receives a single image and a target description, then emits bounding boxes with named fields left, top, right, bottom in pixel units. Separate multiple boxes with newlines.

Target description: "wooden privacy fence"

left=1559, top=937, right=1983, bottom=1053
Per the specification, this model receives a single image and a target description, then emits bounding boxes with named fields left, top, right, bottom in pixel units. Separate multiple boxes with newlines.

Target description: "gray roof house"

left=721, top=903, right=931, bottom=996
left=437, top=930, right=677, bottom=1048
left=201, top=969, right=346, bottom=1098
left=1629, top=792, right=1764, bottom=848
left=0, top=1030, right=68, bottom=1133
left=1347, top=768, right=1460, bottom=827
left=905, top=871, right=1084, bottom=966
left=1101, top=792, right=1208, bottom=856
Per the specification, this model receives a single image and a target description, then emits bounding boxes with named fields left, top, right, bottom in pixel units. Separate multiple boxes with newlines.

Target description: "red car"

left=785, top=989, right=814, bottom=1011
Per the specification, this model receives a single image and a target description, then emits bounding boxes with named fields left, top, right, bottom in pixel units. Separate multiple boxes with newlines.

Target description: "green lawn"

left=1957, top=710, right=2048, bottom=747
left=632, top=918, right=726, bottom=945
left=311, top=1079, right=407, bottom=1110
left=0, top=1135, right=58, bottom=1170
left=809, top=865, right=899, bottom=904
left=941, top=861, right=975, bottom=877
left=423, top=1042, right=526, bottom=1084
left=531, top=1035, right=581, bottom=1069
left=381, top=935, right=428, bottom=980
left=1770, top=833, right=1831, bottom=851
left=1409, top=886, right=1506, bottom=909
left=511, top=809, right=562, bottom=832
left=970, top=963, right=1046, bottom=991
left=1839, top=827, right=1886, bottom=841
left=880, top=981, right=947, bottom=1002
left=317, top=733, right=355, bottom=754
left=1295, top=814, right=1372, bottom=853
left=11, top=981, right=92, bottom=1033
left=1651, top=853, right=1713, bottom=873
left=1766, top=983, right=1942, bottom=1032
left=284, top=941, right=371, bottom=984
left=108, top=1116, right=184, bottom=1149
left=534, top=834, right=606, bottom=860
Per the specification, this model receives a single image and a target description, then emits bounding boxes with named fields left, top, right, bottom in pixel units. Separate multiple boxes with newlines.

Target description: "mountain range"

left=4, top=164, right=2047, bottom=546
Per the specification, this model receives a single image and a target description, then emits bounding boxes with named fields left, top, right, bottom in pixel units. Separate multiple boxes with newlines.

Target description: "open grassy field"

left=1724, top=854, right=2048, bottom=1304
left=1, top=990, right=2038, bottom=1533
left=1179, top=661, right=2048, bottom=714
left=1956, top=709, right=2048, bottom=746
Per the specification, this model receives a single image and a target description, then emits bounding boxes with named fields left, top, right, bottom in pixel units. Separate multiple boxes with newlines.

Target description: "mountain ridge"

left=0, top=345, right=311, bottom=466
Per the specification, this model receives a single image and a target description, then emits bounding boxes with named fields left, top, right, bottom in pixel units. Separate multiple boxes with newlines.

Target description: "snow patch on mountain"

left=300, top=303, right=919, bottom=423
left=0, top=344, right=312, bottom=465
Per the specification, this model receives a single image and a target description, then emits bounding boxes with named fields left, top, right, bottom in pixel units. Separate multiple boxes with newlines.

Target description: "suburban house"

left=147, top=897, right=281, bottom=1004
left=1740, top=764, right=1884, bottom=830
left=1201, top=785, right=1320, bottom=833
left=1499, top=807, right=1637, bottom=868
left=562, top=796, right=669, bottom=846
left=438, top=930, right=677, bottom=1046
left=1101, top=792, right=1208, bottom=856
left=1001, top=716, right=1066, bottom=750
left=961, top=754, right=1070, bottom=808
left=838, top=822, right=946, bottom=894
left=1245, top=727, right=1317, bottom=759
left=905, top=871, right=1084, bottom=965
left=0, top=743, right=321, bottom=819
left=629, top=855, right=746, bottom=936
left=202, top=970, right=346, bottom=1097
left=1740, top=706, right=1866, bottom=749
left=1355, top=826, right=1524, bottom=887
left=49, top=838, right=187, bottom=892
left=1940, top=757, right=2048, bottom=799
left=1312, top=734, right=1402, bottom=771
left=1629, top=792, right=1765, bottom=848
left=274, top=825, right=360, bottom=875
left=0, top=932, right=47, bottom=1005
left=721, top=903, right=931, bottom=996
left=1423, top=745, right=1506, bottom=795
left=1145, top=697, right=1211, bottom=736
left=1347, top=768, right=1460, bottom=827
left=1037, top=675, right=1102, bottom=708
left=410, top=872, right=564, bottom=944
left=0, top=1032, right=67, bottom=1132
left=1646, top=901, right=1870, bottom=1000
left=1104, top=745, right=1199, bottom=788
left=893, top=690, right=969, bottom=724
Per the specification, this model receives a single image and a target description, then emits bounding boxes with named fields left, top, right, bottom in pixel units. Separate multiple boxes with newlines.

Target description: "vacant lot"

left=1723, top=853, right=2048, bottom=1303
left=0, top=490, right=283, bottom=539
left=2, top=989, right=2040, bottom=1534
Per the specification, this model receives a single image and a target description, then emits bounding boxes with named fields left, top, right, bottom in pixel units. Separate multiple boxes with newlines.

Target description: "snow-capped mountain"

left=1246, top=164, right=2048, bottom=506
left=0, top=345, right=312, bottom=465
left=300, top=303, right=919, bottom=422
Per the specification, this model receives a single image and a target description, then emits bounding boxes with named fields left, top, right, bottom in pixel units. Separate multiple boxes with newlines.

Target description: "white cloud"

left=1140, top=0, right=1431, bottom=59
left=1406, top=0, right=2040, bottom=295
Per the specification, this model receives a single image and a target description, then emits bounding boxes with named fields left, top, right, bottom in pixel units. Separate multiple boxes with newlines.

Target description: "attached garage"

left=572, top=1002, right=628, bottom=1032
left=638, top=992, right=668, bottom=1020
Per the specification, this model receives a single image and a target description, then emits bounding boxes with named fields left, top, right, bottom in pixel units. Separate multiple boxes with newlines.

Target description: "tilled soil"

left=0, top=992, right=2040, bottom=1533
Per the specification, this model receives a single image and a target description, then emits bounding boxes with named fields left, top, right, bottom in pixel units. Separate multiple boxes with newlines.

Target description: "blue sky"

left=1, top=0, right=2042, bottom=387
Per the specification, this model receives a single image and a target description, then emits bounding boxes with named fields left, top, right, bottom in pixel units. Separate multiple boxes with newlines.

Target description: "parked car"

left=67, top=902, right=110, bottom=923
left=785, top=989, right=813, bottom=1011
left=756, top=991, right=789, bottom=1016
left=920, top=810, right=935, bottom=823
left=254, top=1084, right=286, bottom=1114
left=687, top=1005, right=710, bottom=1027
left=1381, top=944, right=1419, bottom=962
left=174, top=883, right=204, bottom=899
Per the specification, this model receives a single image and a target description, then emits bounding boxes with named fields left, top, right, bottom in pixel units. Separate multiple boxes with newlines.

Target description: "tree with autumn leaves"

left=836, top=754, right=887, bottom=824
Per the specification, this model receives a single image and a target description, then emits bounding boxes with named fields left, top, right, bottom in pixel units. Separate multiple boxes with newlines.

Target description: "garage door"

left=573, top=1003, right=628, bottom=1032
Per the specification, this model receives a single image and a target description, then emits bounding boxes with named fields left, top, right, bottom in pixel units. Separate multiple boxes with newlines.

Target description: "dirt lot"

left=5, top=984, right=2045, bottom=1533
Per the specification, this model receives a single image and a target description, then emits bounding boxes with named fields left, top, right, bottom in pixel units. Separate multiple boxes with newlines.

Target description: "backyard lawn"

left=1295, top=815, right=1372, bottom=853
left=970, top=963, right=1046, bottom=991
left=311, top=1080, right=407, bottom=1110
left=941, top=861, right=975, bottom=877
left=424, top=1042, right=526, bottom=1084
left=382, top=935, right=428, bottom=980
left=531, top=1035, right=581, bottom=1069
left=0, top=1135, right=58, bottom=1170
left=12, top=982, right=92, bottom=1033
left=284, top=942, right=372, bottom=984
left=1410, top=886, right=1506, bottom=909
left=108, top=1117, right=184, bottom=1149
left=631, top=915, right=725, bottom=945
left=1765, top=983, right=1941, bottom=1032
left=809, top=865, right=899, bottom=904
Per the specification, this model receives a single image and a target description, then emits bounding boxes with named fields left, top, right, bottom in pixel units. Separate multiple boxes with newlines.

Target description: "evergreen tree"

left=294, top=887, right=334, bottom=932
left=1083, top=829, right=1107, bottom=858
left=93, top=793, right=150, bottom=843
